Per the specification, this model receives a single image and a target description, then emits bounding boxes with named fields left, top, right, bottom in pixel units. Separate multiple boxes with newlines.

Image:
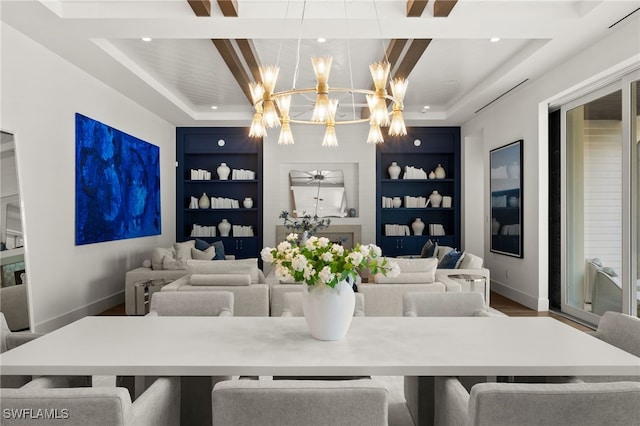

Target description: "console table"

left=1, top=316, right=638, bottom=378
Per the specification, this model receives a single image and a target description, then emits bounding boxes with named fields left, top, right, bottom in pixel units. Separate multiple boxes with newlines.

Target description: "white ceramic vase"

left=428, top=171, right=436, bottom=180
left=434, top=164, right=446, bottom=179
left=217, top=162, right=231, bottom=180
left=388, top=162, right=401, bottom=180
left=429, top=190, right=442, bottom=208
left=218, top=218, right=231, bottom=237
left=198, top=192, right=210, bottom=209
left=411, top=218, right=425, bottom=236
left=243, top=197, right=254, bottom=208
left=392, top=197, right=402, bottom=208
left=302, top=280, right=355, bottom=341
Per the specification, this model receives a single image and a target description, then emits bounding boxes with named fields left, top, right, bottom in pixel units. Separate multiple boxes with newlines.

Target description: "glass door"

left=561, top=71, right=640, bottom=324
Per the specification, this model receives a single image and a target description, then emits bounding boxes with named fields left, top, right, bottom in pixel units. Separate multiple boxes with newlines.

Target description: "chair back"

left=281, top=292, right=365, bottom=317
left=149, top=291, right=233, bottom=316
left=468, top=381, right=640, bottom=426
left=594, top=311, right=640, bottom=357
left=0, top=387, right=133, bottom=426
left=403, top=292, right=485, bottom=317
left=0, top=312, right=10, bottom=353
left=212, top=379, right=388, bottom=426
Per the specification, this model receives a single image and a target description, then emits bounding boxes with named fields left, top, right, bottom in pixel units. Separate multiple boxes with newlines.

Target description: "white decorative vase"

left=218, top=218, right=231, bottom=237
left=198, top=193, right=210, bottom=209
left=434, top=164, right=446, bottom=179
left=428, top=171, right=436, bottom=180
left=388, top=162, right=401, bottom=180
left=392, top=197, right=402, bottom=208
left=302, top=280, right=355, bottom=341
left=243, top=197, right=254, bottom=208
left=217, top=162, right=231, bottom=180
left=411, top=218, right=425, bottom=236
left=429, top=190, right=442, bottom=208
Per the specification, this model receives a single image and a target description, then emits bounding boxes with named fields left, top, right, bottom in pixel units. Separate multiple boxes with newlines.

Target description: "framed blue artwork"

left=75, top=113, right=161, bottom=245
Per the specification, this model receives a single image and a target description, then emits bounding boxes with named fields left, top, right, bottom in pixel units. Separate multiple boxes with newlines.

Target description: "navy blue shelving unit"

left=176, top=128, right=263, bottom=259
left=376, top=127, right=461, bottom=257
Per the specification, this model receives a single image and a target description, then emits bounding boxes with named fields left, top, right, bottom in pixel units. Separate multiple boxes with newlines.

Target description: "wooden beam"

left=187, top=0, right=211, bottom=16
left=211, top=39, right=253, bottom=104
left=406, top=0, right=428, bottom=17
left=393, top=38, right=431, bottom=80
left=236, top=39, right=262, bottom=82
left=433, top=0, right=458, bottom=17
left=217, top=0, right=238, bottom=17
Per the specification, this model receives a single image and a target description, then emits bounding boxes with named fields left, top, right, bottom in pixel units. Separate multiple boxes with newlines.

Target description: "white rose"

left=359, top=245, right=371, bottom=258
left=321, top=252, right=333, bottom=262
left=305, top=236, right=318, bottom=250
left=275, top=264, right=292, bottom=281
left=388, top=261, right=401, bottom=277
left=260, top=247, right=274, bottom=263
left=331, top=245, right=345, bottom=256
left=318, top=265, right=334, bottom=284
left=277, top=240, right=291, bottom=252
left=303, top=264, right=316, bottom=280
left=317, top=237, right=330, bottom=247
left=291, top=254, right=308, bottom=272
left=369, top=244, right=382, bottom=258
left=348, top=251, right=364, bottom=266
left=286, top=233, right=298, bottom=242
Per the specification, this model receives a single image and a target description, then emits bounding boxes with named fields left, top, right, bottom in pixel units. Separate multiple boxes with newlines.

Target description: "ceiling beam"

left=217, top=0, right=238, bottom=17
left=393, top=38, right=432, bottom=80
left=433, top=0, right=458, bottom=17
left=406, top=1, right=428, bottom=17
left=236, top=39, right=262, bottom=82
left=211, top=39, right=253, bottom=104
left=187, top=0, right=211, bottom=17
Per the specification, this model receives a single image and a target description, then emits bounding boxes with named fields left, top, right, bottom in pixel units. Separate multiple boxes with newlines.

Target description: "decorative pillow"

left=174, top=240, right=196, bottom=262
left=191, top=246, right=215, bottom=261
left=373, top=257, right=437, bottom=283
left=194, top=238, right=210, bottom=251
left=162, top=255, right=187, bottom=270
left=190, top=273, right=251, bottom=286
left=439, top=249, right=464, bottom=269
left=458, top=252, right=483, bottom=269
left=186, top=258, right=260, bottom=283
left=212, top=241, right=226, bottom=260
left=374, top=272, right=436, bottom=284
left=152, top=247, right=175, bottom=270
left=420, top=239, right=438, bottom=258
left=436, top=246, right=454, bottom=263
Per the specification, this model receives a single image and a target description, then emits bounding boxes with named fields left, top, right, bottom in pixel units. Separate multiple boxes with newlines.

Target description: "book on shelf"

left=231, top=169, right=256, bottom=180
left=190, top=224, right=216, bottom=237
left=384, top=224, right=411, bottom=236
left=402, top=165, right=428, bottom=180
left=209, top=197, right=240, bottom=209
left=429, top=223, right=445, bottom=236
left=190, top=169, right=212, bottom=180
left=442, top=196, right=452, bottom=208
left=232, top=225, right=254, bottom=237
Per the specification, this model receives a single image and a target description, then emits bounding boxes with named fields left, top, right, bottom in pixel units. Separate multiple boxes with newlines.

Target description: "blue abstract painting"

left=75, top=113, right=161, bottom=245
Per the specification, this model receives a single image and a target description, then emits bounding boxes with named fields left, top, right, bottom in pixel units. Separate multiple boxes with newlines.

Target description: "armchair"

left=434, top=377, right=640, bottom=426
left=281, top=292, right=365, bottom=317
left=0, top=376, right=180, bottom=426
left=147, top=291, right=234, bottom=317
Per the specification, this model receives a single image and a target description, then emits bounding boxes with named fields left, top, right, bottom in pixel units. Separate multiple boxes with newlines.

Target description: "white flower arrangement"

left=261, top=233, right=400, bottom=288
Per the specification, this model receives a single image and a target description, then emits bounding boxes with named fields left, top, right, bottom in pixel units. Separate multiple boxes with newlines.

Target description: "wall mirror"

left=289, top=169, right=348, bottom=217
left=1, top=130, right=30, bottom=331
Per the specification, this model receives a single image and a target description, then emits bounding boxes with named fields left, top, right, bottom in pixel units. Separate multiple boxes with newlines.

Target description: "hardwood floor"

left=98, top=291, right=593, bottom=332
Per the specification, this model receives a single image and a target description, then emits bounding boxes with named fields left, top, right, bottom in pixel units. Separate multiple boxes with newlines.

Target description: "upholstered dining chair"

left=211, top=379, right=389, bottom=426
left=1, top=375, right=180, bottom=426
left=146, top=290, right=234, bottom=317
left=146, top=290, right=234, bottom=426
left=402, top=291, right=506, bottom=426
left=433, top=377, right=640, bottom=426
left=0, top=312, right=44, bottom=388
left=280, top=292, right=365, bottom=317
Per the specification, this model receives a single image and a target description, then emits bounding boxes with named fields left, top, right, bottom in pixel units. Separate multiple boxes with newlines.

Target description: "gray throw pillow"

left=420, top=239, right=438, bottom=258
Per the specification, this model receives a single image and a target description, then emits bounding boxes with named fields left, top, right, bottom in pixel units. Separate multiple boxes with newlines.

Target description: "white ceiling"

left=1, top=0, right=638, bottom=127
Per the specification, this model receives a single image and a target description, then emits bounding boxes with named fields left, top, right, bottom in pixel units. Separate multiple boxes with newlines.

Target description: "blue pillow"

left=194, top=238, right=225, bottom=260
left=420, top=239, right=438, bottom=258
left=438, top=249, right=463, bottom=269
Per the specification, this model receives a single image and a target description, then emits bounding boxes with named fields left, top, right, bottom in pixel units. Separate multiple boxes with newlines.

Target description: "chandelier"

left=247, top=2, right=408, bottom=147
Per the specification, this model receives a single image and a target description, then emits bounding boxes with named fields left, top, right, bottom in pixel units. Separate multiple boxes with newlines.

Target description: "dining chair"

left=1, top=375, right=180, bottom=426
left=211, top=379, right=389, bottom=426
left=0, top=312, right=43, bottom=388
left=146, top=290, right=234, bottom=426
left=146, top=290, right=234, bottom=316
left=434, top=376, right=640, bottom=426
left=281, top=291, right=365, bottom=317
left=402, top=291, right=506, bottom=426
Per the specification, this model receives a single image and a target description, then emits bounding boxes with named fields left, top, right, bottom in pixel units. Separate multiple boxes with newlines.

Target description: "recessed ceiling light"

left=422, top=105, right=430, bottom=110
left=141, top=37, right=152, bottom=42
left=490, top=37, right=500, bottom=43
left=317, top=37, right=326, bottom=43
left=211, top=106, right=218, bottom=110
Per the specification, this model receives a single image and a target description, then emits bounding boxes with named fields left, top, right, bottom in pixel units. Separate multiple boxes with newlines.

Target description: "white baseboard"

left=34, top=291, right=124, bottom=333
left=490, top=280, right=549, bottom=312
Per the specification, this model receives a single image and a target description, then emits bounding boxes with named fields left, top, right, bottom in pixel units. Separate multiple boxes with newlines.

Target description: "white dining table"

left=1, top=316, right=638, bottom=377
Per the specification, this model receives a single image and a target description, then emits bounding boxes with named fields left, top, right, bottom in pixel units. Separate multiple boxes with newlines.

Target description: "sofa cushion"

left=162, top=255, right=187, bottom=270
left=190, top=273, right=251, bottom=286
left=174, top=240, right=196, bottom=262
left=152, top=246, right=175, bottom=270
left=436, top=246, right=454, bottom=263
left=439, top=249, right=464, bottom=269
left=373, top=257, right=437, bottom=283
left=191, top=246, right=215, bottom=261
left=195, top=238, right=226, bottom=260
left=420, top=239, right=438, bottom=258
left=186, top=258, right=260, bottom=283
left=458, top=252, right=483, bottom=269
